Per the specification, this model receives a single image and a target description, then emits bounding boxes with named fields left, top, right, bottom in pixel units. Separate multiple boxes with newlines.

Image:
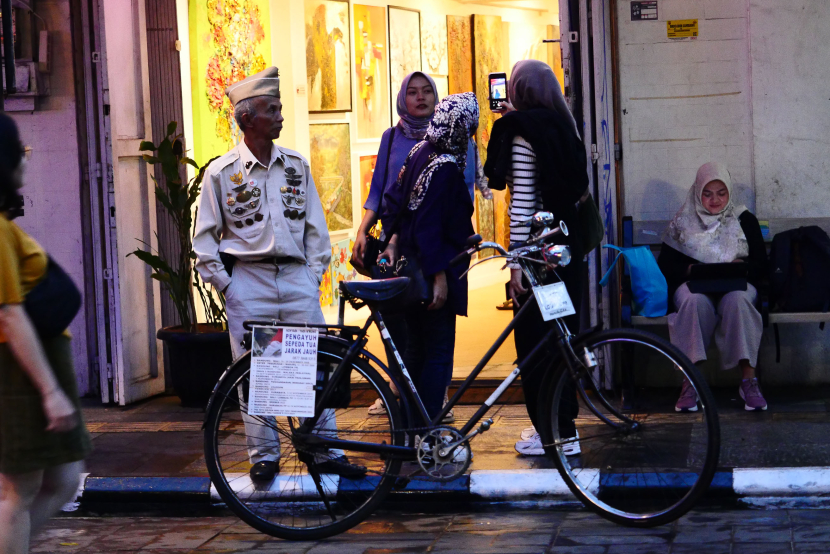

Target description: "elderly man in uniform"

left=194, top=67, right=364, bottom=483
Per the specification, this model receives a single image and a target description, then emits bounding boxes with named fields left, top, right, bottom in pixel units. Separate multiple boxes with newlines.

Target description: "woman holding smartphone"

left=485, top=60, right=589, bottom=457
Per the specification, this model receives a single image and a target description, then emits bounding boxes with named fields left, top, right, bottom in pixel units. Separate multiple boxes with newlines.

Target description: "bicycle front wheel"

left=539, top=328, right=720, bottom=527
left=204, top=339, right=404, bottom=540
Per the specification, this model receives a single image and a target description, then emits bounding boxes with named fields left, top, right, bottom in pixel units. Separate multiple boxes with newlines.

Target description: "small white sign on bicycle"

left=533, top=282, right=576, bottom=321
left=248, top=326, right=319, bottom=417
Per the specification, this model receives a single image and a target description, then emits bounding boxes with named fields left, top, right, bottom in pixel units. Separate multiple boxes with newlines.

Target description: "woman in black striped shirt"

left=485, top=60, right=590, bottom=457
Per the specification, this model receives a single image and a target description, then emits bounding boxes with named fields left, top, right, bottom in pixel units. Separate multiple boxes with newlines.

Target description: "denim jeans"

left=403, top=304, right=456, bottom=421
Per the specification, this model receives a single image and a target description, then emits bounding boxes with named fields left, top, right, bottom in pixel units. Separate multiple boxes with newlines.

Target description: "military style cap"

left=226, top=67, right=281, bottom=107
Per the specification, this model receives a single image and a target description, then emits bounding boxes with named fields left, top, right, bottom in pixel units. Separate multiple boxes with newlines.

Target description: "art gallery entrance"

left=176, top=0, right=562, bottom=385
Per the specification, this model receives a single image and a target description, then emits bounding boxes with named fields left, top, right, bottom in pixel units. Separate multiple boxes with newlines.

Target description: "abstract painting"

left=493, top=189, right=511, bottom=248
left=421, top=13, right=448, bottom=76
left=305, top=0, right=351, bottom=112
left=359, top=155, right=377, bottom=214
left=472, top=14, right=505, bottom=163
left=446, top=15, right=473, bottom=94
left=475, top=194, right=495, bottom=244
left=331, top=238, right=360, bottom=303
left=189, top=0, right=271, bottom=164
left=388, top=6, right=421, bottom=123
left=319, top=266, right=333, bottom=307
left=309, top=124, right=353, bottom=231
left=354, top=5, right=389, bottom=139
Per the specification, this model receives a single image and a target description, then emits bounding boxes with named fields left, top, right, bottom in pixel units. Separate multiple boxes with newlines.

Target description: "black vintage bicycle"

left=203, top=211, right=720, bottom=540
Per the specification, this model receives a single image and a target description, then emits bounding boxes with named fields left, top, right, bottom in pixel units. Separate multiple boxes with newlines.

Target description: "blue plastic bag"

left=599, top=245, right=668, bottom=317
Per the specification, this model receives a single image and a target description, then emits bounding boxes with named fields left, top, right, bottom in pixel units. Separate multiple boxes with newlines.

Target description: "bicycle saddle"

left=340, top=277, right=411, bottom=302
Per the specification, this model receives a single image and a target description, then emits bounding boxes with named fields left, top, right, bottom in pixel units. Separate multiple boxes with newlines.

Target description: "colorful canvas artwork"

left=359, top=155, right=377, bottom=214
left=388, top=7, right=421, bottom=123
left=354, top=5, right=389, bottom=139
left=446, top=15, right=473, bottom=94
left=331, top=238, right=360, bottom=303
left=305, top=0, right=351, bottom=112
left=319, top=266, right=333, bottom=307
left=493, top=189, right=511, bottom=248
left=189, top=0, right=271, bottom=164
left=309, top=124, right=353, bottom=231
left=472, top=14, right=505, bottom=163
left=421, top=13, right=448, bottom=76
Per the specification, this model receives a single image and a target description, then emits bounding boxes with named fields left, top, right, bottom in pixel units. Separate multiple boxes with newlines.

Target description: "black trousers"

left=515, top=256, right=583, bottom=438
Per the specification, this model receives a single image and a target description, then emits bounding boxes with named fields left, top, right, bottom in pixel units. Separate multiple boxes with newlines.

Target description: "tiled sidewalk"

left=37, top=508, right=830, bottom=553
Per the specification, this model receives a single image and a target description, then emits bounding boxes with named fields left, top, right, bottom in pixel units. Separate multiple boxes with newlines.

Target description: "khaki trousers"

left=668, top=282, right=762, bottom=370
left=225, top=260, right=340, bottom=463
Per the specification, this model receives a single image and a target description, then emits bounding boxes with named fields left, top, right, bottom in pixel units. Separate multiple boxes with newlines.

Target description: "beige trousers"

left=668, top=282, right=763, bottom=370
left=225, top=260, right=340, bottom=463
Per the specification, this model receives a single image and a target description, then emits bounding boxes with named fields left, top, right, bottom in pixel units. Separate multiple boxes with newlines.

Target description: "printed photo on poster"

left=421, top=13, right=448, bottom=76
left=446, top=15, right=473, bottom=94
left=305, top=0, right=352, bottom=112
left=388, top=6, right=422, bottom=124
left=309, top=123, right=353, bottom=231
left=359, top=154, right=377, bottom=214
left=249, top=326, right=319, bottom=417
left=354, top=5, right=389, bottom=139
left=189, top=0, right=271, bottom=164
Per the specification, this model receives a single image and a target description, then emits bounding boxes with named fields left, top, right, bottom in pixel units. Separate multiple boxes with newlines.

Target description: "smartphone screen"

left=489, top=73, right=507, bottom=110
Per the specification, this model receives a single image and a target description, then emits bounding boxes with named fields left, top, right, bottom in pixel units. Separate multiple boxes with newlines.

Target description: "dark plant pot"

left=157, top=324, right=233, bottom=408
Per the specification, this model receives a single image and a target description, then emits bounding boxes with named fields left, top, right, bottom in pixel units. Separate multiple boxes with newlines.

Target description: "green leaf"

left=142, top=155, right=160, bottom=165
left=139, top=141, right=156, bottom=152
left=166, top=121, right=178, bottom=137
left=182, top=157, right=199, bottom=169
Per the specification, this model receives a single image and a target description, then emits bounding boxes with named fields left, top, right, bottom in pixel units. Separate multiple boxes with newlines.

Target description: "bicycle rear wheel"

left=204, top=339, right=403, bottom=540
left=539, top=328, right=720, bottom=527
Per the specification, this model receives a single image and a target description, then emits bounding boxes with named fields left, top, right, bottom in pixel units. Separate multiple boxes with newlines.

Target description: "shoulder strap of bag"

left=380, top=127, right=395, bottom=197
left=599, top=244, right=625, bottom=287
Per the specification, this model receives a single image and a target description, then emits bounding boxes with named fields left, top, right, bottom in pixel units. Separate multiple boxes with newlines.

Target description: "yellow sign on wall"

left=667, top=19, right=699, bottom=39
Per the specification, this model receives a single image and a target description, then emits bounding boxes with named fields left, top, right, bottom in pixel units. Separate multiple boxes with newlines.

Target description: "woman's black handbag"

left=370, top=255, right=432, bottom=308
left=24, top=257, right=82, bottom=338
left=353, top=128, right=396, bottom=276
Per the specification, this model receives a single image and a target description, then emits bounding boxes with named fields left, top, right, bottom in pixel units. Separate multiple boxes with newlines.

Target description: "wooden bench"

left=616, top=216, right=830, bottom=404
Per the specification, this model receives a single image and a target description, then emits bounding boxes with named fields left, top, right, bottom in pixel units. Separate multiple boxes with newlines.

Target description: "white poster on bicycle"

left=533, top=282, right=576, bottom=321
left=248, top=326, right=319, bottom=417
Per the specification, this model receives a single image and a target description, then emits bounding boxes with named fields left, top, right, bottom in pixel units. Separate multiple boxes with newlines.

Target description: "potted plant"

left=131, top=122, right=230, bottom=407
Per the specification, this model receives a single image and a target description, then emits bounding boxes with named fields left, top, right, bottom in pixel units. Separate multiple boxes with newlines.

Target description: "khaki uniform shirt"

left=193, top=140, right=331, bottom=292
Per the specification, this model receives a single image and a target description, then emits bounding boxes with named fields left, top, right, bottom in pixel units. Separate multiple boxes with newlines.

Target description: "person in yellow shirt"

left=0, top=113, right=91, bottom=554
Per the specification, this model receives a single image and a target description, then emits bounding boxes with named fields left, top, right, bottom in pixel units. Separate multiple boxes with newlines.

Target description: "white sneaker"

left=515, top=431, right=580, bottom=457
left=515, top=432, right=545, bottom=456
left=367, top=398, right=387, bottom=416
left=520, top=426, right=536, bottom=441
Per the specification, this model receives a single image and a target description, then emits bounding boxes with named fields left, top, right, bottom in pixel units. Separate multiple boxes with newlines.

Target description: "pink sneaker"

left=739, top=378, right=768, bottom=411
left=675, top=379, right=698, bottom=412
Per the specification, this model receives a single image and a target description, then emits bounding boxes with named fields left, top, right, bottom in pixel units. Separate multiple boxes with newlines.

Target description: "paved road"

left=34, top=508, right=830, bottom=553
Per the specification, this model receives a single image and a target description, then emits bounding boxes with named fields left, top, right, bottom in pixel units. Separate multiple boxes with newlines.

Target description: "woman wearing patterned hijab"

left=380, top=92, right=479, bottom=420
left=658, top=162, right=768, bottom=412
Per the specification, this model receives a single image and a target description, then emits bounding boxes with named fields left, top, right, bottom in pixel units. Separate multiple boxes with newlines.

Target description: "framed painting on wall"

left=359, top=154, right=377, bottom=214
left=189, top=0, right=271, bottom=164
left=421, top=13, right=448, bottom=76
left=388, top=6, right=421, bottom=124
left=305, top=0, right=352, bottom=113
left=354, top=5, right=389, bottom=139
left=472, top=14, right=504, bottom=163
left=446, top=15, right=472, bottom=94
left=309, top=124, right=353, bottom=231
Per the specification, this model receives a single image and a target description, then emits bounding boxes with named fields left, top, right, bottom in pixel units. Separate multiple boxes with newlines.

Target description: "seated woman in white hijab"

left=657, top=162, right=768, bottom=412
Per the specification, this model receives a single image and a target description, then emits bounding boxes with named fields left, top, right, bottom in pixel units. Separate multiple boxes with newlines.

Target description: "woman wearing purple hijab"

left=355, top=73, right=481, bottom=420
